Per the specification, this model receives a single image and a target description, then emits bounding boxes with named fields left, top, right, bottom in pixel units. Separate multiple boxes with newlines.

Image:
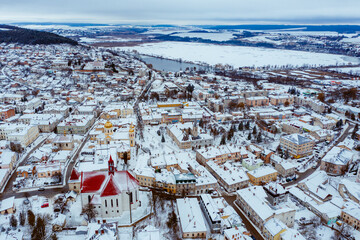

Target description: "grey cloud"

left=0, top=0, right=359, bottom=24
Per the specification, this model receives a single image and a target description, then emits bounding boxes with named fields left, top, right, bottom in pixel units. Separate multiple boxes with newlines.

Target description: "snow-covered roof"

left=206, top=161, right=249, bottom=185
left=176, top=198, right=207, bottom=234
left=200, top=194, right=221, bottom=222
left=0, top=196, right=15, bottom=212
left=247, top=166, right=277, bottom=178
left=237, top=186, right=274, bottom=221
left=137, top=226, right=160, bottom=240
left=322, top=146, right=353, bottom=166
left=81, top=169, right=138, bottom=197
left=264, top=218, right=286, bottom=236
left=281, top=133, right=313, bottom=145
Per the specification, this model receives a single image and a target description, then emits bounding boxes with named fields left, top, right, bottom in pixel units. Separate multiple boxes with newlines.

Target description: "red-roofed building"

left=79, top=157, right=140, bottom=219
left=69, top=168, right=81, bottom=192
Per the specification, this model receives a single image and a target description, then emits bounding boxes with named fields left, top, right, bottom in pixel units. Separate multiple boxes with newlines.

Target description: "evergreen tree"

left=352, top=131, right=356, bottom=140
left=28, top=210, right=35, bottom=227
left=252, top=126, right=257, bottom=135
left=31, top=216, right=46, bottom=240
left=123, top=151, right=128, bottom=165
left=227, top=128, right=234, bottom=141
left=247, top=133, right=252, bottom=141
left=245, top=121, right=250, bottom=130
left=351, top=113, right=356, bottom=120
left=220, top=134, right=226, bottom=145
left=199, top=119, right=204, bottom=128
left=257, top=132, right=262, bottom=143
left=19, top=211, right=26, bottom=226
left=10, top=214, right=17, bottom=228
left=238, top=122, right=243, bottom=131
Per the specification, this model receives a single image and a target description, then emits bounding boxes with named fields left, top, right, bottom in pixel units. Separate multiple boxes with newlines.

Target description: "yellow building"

left=104, top=120, right=113, bottom=135
left=129, top=123, right=135, bottom=147
left=136, top=174, right=155, bottom=187
left=157, top=102, right=183, bottom=108
left=37, top=164, right=61, bottom=178
left=263, top=218, right=287, bottom=240
left=101, top=105, right=134, bottom=119
left=246, top=96, right=269, bottom=107
left=269, top=95, right=294, bottom=106
left=247, top=166, right=278, bottom=186
left=91, top=120, right=135, bottom=148
left=280, top=134, right=314, bottom=159
left=341, top=207, right=360, bottom=231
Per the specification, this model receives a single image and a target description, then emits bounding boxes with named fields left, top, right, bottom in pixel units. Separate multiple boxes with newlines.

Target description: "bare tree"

left=81, top=203, right=97, bottom=223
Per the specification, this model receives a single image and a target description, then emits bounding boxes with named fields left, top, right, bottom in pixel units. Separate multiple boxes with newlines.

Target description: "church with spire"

left=90, top=119, right=135, bottom=147
left=76, top=156, right=140, bottom=219
left=86, top=119, right=136, bottom=170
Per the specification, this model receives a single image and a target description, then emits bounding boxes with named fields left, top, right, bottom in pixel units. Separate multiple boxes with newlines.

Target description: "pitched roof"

left=282, top=134, right=312, bottom=145
left=80, top=170, right=138, bottom=195
left=100, top=174, right=121, bottom=197
left=81, top=171, right=107, bottom=193
left=69, top=168, right=80, bottom=181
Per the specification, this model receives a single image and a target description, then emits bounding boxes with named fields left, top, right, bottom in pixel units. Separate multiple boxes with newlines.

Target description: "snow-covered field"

left=242, top=35, right=283, bottom=45
left=79, top=37, right=142, bottom=43
left=171, top=32, right=235, bottom=41
left=329, top=67, right=360, bottom=75
left=118, top=42, right=360, bottom=68
left=341, top=37, right=360, bottom=44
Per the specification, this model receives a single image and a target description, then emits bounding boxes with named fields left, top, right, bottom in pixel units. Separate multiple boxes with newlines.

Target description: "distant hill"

left=0, top=24, right=78, bottom=45
left=202, top=25, right=360, bottom=34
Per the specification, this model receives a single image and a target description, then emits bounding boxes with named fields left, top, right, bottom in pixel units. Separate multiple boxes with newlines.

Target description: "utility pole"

left=127, top=191, right=132, bottom=224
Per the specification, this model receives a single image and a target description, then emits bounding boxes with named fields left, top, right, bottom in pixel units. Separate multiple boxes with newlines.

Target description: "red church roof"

left=100, top=175, right=121, bottom=197
left=69, top=168, right=80, bottom=181
left=80, top=170, right=138, bottom=195
left=81, top=172, right=107, bottom=193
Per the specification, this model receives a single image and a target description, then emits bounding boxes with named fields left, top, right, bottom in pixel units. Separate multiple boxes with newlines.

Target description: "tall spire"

left=108, top=155, right=115, bottom=175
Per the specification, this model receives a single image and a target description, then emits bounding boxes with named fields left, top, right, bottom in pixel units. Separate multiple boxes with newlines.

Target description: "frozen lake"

left=140, top=55, right=209, bottom=72
left=118, top=41, right=360, bottom=68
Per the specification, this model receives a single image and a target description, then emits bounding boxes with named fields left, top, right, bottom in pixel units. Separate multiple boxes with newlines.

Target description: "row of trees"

left=8, top=209, right=58, bottom=240
left=220, top=123, right=262, bottom=144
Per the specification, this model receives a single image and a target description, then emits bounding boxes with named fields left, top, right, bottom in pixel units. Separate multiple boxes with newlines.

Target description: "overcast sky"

left=1, top=0, right=359, bottom=25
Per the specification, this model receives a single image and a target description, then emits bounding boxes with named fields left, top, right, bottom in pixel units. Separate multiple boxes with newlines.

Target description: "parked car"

left=41, top=203, right=49, bottom=208
left=38, top=188, right=45, bottom=191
